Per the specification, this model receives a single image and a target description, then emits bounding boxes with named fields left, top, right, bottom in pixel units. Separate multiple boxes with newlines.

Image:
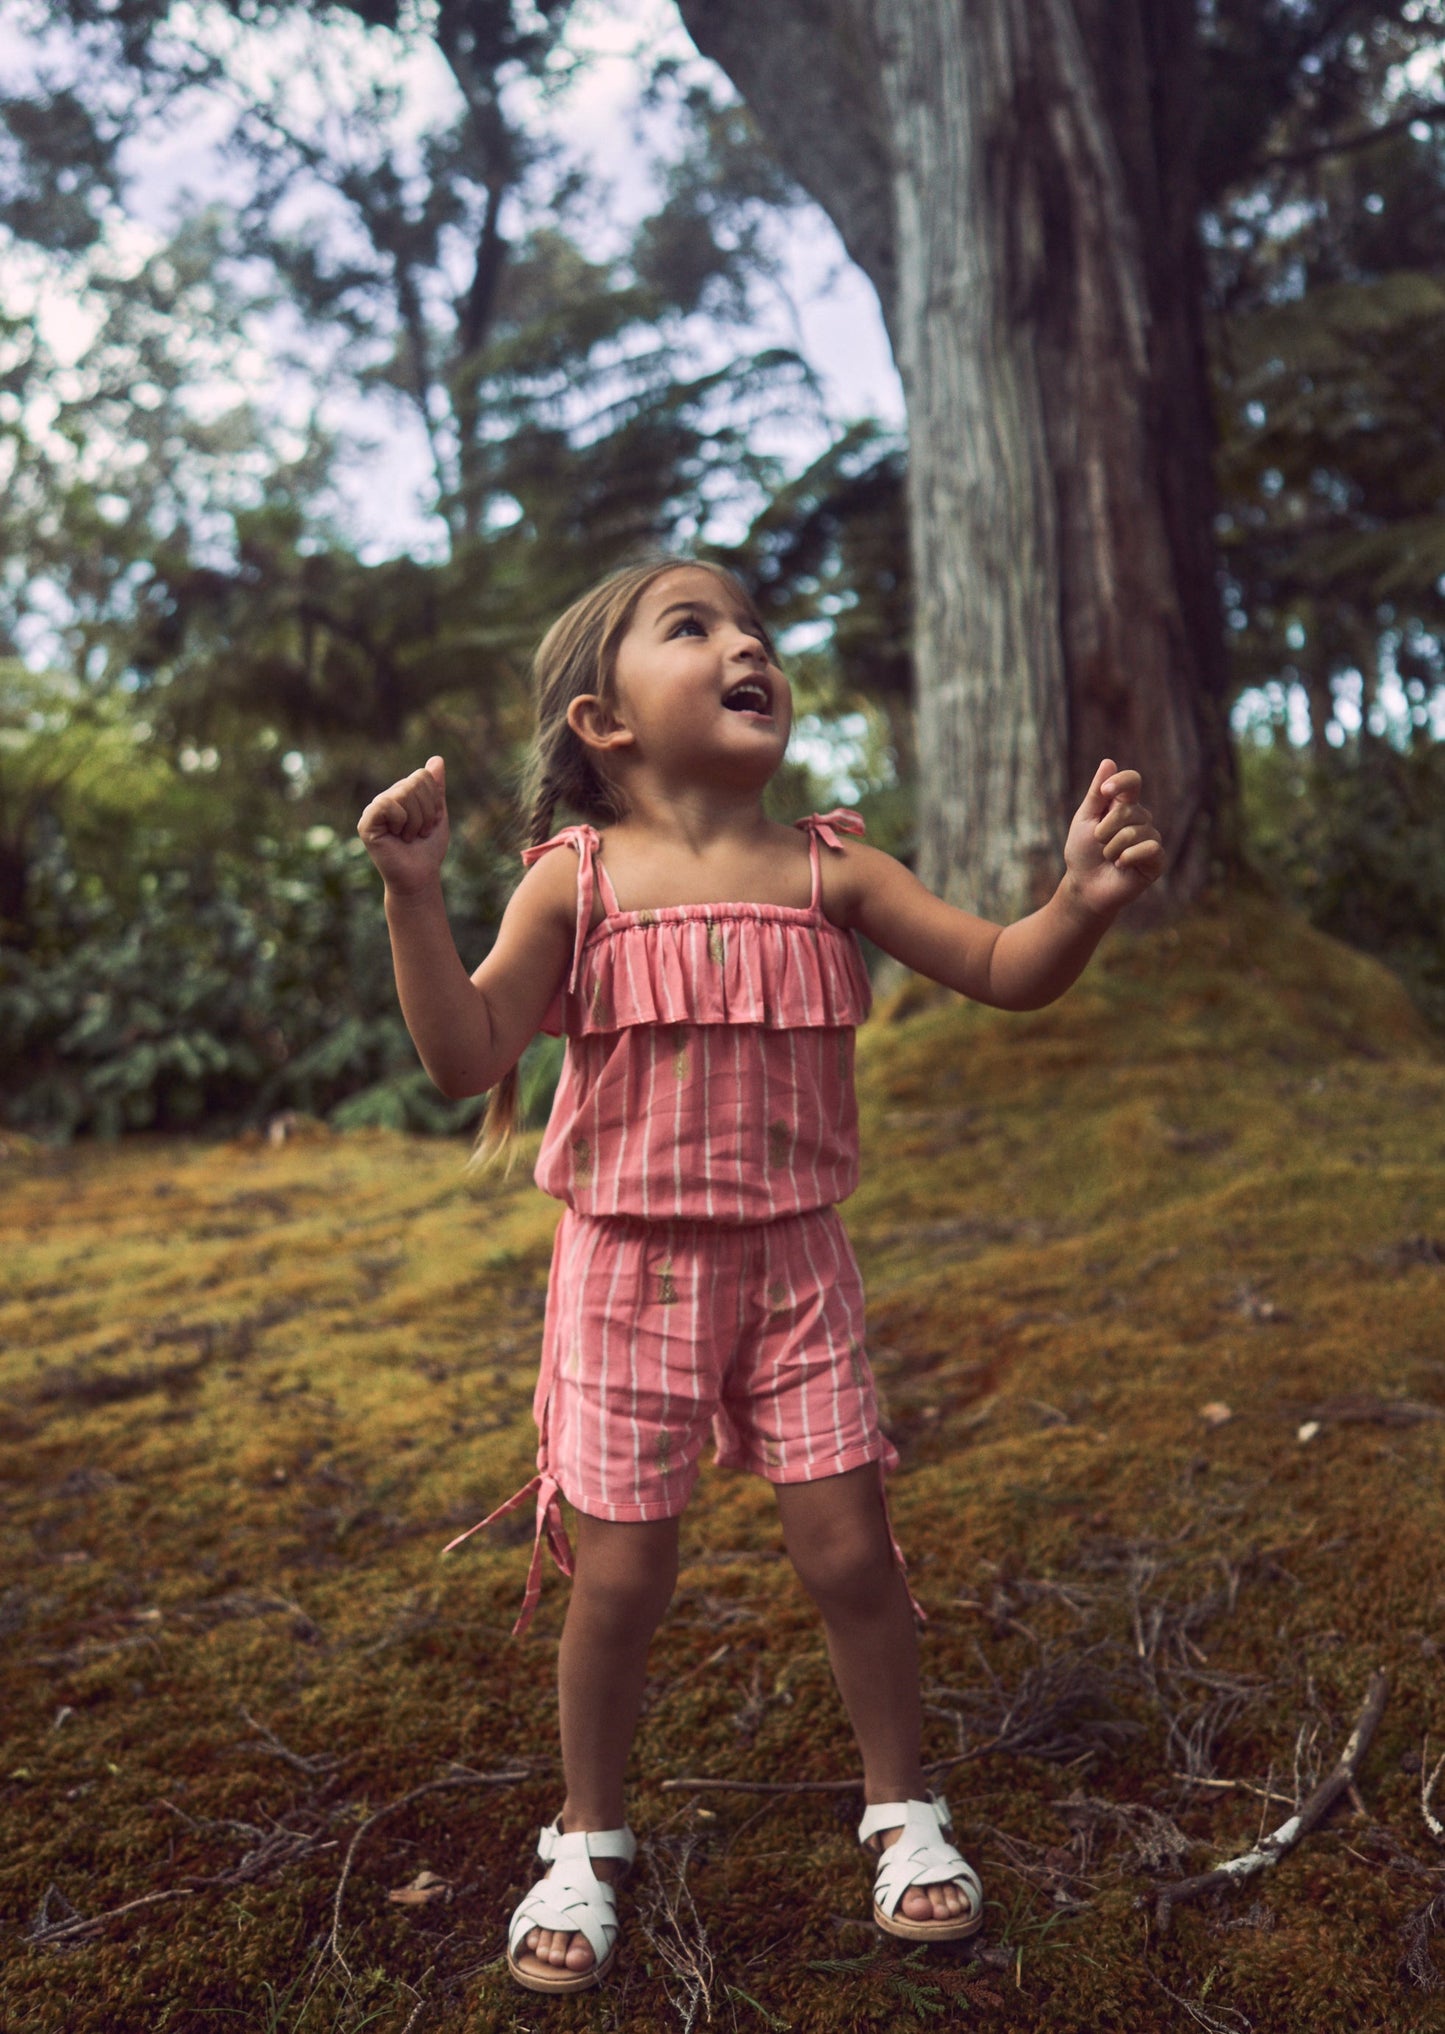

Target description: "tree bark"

left=678, top=0, right=1232, bottom=921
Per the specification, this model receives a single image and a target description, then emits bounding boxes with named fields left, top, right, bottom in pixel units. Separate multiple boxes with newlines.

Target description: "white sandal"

left=858, top=1791, right=984, bottom=1942
left=505, top=1812, right=637, bottom=1993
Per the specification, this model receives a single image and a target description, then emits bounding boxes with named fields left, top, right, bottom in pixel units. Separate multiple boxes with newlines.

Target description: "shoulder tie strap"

left=795, top=809, right=866, bottom=912
left=796, top=808, right=867, bottom=852
left=521, top=824, right=600, bottom=994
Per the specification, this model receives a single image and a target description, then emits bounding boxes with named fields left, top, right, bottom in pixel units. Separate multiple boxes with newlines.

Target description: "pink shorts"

left=445, top=1206, right=924, bottom=1637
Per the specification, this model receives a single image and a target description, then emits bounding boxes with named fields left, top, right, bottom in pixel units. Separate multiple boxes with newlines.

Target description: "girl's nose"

left=726, top=629, right=769, bottom=666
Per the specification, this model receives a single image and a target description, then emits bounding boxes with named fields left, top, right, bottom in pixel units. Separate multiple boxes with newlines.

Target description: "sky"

left=0, top=0, right=902, bottom=563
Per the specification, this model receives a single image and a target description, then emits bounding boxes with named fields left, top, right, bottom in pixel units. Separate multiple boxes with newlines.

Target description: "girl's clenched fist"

left=357, top=754, right=450, bottom=897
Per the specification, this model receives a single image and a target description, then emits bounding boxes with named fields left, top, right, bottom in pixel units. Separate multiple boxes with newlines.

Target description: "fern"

left=888, top=1976, right=948, bottom=2015
left=802, top=1950, right=883, bottom=1974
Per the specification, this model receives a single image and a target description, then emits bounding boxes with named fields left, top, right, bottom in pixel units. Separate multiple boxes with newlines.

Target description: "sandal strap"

left=858, top=1796, right=983, bottom=1923
left=857, top=1792, right=951, bottom=1845
left=536, top=1814, right=637, bottom=1869
left=508, top=1868, right=620, bottom=1966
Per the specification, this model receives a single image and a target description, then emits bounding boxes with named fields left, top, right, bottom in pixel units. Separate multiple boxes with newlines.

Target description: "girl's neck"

left=608, top=776, right=776, bottom=852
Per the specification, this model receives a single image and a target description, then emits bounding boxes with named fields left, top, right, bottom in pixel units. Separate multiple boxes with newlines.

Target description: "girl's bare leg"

left=774, top=1462, right=972, bottom=1924
left=516, top=1510, right=680, bottom=1978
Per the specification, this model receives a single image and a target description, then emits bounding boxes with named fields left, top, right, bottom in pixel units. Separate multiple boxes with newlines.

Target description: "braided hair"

left=467, top=555, right=773, bottom=1172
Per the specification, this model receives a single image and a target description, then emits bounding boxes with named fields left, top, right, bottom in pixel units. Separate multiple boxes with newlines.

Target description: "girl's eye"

left=672, top=615, right=705, bottom=636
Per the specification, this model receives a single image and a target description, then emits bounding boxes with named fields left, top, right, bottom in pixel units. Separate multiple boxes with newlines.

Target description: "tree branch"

left=674, top=0, right=896, bottom=337
left=1152, top=1667, right=1388, bottom=1932
left=1259, top=101, right=1445, bottom=171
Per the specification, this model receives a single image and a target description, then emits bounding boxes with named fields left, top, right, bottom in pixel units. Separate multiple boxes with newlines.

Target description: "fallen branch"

left=237, top=1707, right=341, bottom=1778
left=1169, top=1773, right=1296, bottom=1809
left=1423, top=1739, right=1445, bottom=1846
left=660, top=1774, right=864, bottom=1797
left=660, top=1739, right=1008, bottom=1799
left=325, top=1766, right=529, bottom=1976
left=28, top=1825, right=335, bottom=1947
left=1153, top=1668, right=1388, bottom=1933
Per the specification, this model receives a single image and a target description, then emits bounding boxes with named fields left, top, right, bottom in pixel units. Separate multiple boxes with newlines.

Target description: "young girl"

left=357, top=557, right=1164, bottom=1995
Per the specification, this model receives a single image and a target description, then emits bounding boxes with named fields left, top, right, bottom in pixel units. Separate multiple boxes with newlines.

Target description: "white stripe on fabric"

left=734, top=1026, right=746, bottom=1224
left=569, top=1215, right=608, bottom=1512
left=758, top=1021, right=771, bottom=1222
left=641, top=1031, right=658, bottom=1221
left=777, top=920, right=790, bottom=1024
left=673, top=1025, right=683, bottom=1209
left=665, top=1219, right=693, bottom=1501
left=833, top=1213, right=872, bottom=1442
left=701, top=1027, right=714, bottom=1221
left=781, top=1029, right=803, bottom=1213
left=637, top=1225, right=653, bottom=1499
left=613, top=946, right=645, bottom=1214
left=708, top=1222, right=725, bottom=1460
left=761, top=1221, right=790, bottom=1472
left=794, top=1208, right=840, bottom=1470
left=597, top=1220, right=630, bottom=1516
left=790, top=1219, right=815, bottom=1470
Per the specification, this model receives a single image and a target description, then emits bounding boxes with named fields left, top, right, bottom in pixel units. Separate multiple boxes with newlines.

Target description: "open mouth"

left=721, top=678, right=773, bottom=715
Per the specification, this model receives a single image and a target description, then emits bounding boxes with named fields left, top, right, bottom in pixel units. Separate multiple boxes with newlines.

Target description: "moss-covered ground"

left=2, top=892, right=1444, bottom=2034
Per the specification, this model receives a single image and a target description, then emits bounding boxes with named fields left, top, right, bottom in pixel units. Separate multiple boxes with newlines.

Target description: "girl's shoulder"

left=797, top=813, right=904, bottom=932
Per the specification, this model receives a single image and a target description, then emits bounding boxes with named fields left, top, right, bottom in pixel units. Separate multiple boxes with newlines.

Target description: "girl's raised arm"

left=836, top=760, right=1164, bottom=1010
left=359, top=756, right=576, bottom=1099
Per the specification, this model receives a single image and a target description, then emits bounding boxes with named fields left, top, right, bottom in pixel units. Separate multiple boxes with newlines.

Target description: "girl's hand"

left=356, top=754, right=450, bottom=897
left=1062, top=758, right=1165, bottom=916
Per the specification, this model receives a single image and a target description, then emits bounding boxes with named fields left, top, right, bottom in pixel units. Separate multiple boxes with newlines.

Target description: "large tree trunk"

left=677, top=0, right=1233, bottom=922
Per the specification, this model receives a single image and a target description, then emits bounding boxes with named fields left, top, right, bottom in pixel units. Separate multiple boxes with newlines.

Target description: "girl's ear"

left=567, top=694, right=635, bottom=754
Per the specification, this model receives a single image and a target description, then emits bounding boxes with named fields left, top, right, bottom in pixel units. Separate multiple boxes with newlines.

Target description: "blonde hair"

left=467, top=554, right=775, bottom=1172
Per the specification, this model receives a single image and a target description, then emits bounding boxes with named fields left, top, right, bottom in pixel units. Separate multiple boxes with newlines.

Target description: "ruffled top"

left=525, top=812, right=872, bottom=1224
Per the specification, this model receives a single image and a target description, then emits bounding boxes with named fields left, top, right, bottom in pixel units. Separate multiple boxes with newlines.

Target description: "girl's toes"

left=899, top=1886, right=936, bottom=1921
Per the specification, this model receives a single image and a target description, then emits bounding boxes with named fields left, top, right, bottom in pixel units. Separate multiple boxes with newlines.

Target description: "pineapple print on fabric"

left=705, top=917, right=726, bottom=967
left=656, top=1255, right=679, bottom=1307
left=655, top=1425, right=672, bottom=1481
left=766, top=1277, right=792, bottom=1316
left=767, top=1118, right=793, bottom=1170
left=669, top=1024, right=689, bottom=1084
left=571, top=1134, right=593, bottom=1189
left=846, top=1335, right=870, bottom=1393
left=588, top=973, right=613, bottom=1030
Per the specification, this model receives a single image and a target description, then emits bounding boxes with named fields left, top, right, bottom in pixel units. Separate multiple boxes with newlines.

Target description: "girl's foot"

left=859, top=1793, right=985, bottom=1945
left=515, top=1849, right=625, bottom=1977
left=866, top=1823, right=975, bottom=1923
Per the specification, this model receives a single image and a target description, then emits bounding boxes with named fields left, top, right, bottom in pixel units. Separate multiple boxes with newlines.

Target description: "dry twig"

left=1152, top=1668, right=1389, bottom=1932
left=325, top=1767, right=529, bottom=1977
left=28, top=1824, right=335, bottom=1948
left=1422, top=1738, right=1445, bottom=1846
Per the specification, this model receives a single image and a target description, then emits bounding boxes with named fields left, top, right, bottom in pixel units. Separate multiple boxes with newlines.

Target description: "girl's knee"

left=572, top=1512, right=680, bottom=1623
left=787, top=1529, right=897, bottom=1611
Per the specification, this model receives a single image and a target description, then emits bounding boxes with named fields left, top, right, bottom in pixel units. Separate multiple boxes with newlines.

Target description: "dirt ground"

left=2, top=891, right=1443, bottom=2034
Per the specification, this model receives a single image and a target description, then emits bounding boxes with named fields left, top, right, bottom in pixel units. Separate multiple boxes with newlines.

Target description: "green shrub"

left=1240, top=732, right=1445, bottom=1032
left=0, top=816, right=547, bottom=1141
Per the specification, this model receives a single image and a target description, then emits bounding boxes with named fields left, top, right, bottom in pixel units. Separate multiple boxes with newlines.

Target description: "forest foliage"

left=1, top=0, right=1443, bottom=1137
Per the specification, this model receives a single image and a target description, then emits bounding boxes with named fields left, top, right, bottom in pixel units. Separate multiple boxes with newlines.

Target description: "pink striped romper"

left=444, top=810, right=924, bottom=1637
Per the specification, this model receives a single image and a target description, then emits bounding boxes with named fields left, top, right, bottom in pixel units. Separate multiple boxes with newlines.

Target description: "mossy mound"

left=2, top=894, right=1443, bottom=2033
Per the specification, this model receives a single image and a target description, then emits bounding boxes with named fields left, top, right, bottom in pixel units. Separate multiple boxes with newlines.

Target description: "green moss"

left=2, top=896, right=1444, bottom=2031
